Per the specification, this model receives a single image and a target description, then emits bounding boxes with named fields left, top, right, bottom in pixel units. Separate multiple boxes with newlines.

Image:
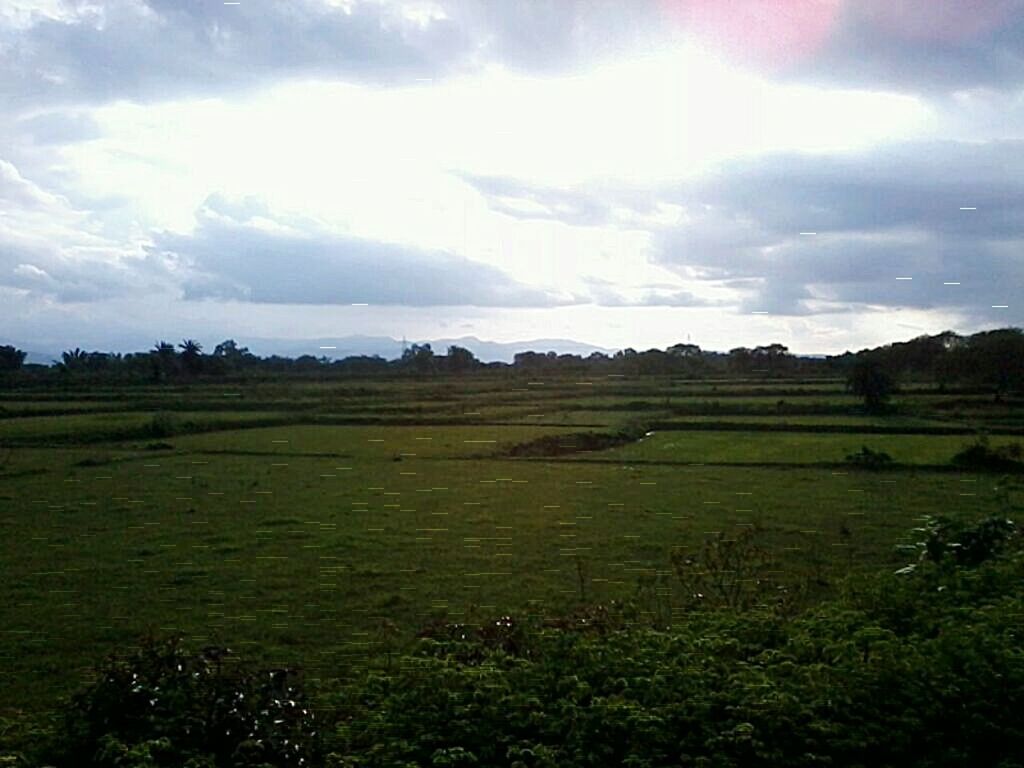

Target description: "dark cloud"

left=463, top=140, right=1024, bottom=323
left=0, top=0, right=668, bottom=111
left=0, top=238, right=177, bottom=302
left=579, top=276, right=722, bottom=308
left=786, top=0, right=1024, bottom=94
left=634, top=288, right=723, bottom=308
left=654, top=141, right=1024, bottom=320
left=672, top=141, right=1024, bottom=241
left=155, top=198, right=572, bottom=307
left=0, top=0, right=472, bottom=109
left=4, top=0, right=1024, bottom=118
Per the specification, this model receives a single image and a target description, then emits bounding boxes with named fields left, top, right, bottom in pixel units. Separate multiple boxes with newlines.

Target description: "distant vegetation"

left=3, top=328, right=1024, bottom=402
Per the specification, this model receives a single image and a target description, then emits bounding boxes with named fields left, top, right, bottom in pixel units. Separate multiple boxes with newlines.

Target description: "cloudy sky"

left=2, top=0, right=1023, bottom=356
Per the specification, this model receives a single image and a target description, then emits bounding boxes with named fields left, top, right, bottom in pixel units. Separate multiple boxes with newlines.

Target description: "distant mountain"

left=240, top=335, right=616, bottom=363
left=20, top=348, right=62, bottom=366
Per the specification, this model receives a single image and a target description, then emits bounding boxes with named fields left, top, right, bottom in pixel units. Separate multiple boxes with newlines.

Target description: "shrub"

left=951, top=436, right=1023, bottom=471
left=45, top=635, right=320, bottom=768
left=670, top=525, right=776, bottom=612
left=331, top=569, right=1024, bottom=768
left=145, top=412, right=178, bottom=439
left=844, top=445, right=894, bottom=469
left=896, top=514, right=1019, bottom=572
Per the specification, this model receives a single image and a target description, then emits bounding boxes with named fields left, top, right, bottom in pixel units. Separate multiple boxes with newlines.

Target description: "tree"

left=213, top=339, right=250, bottom=360
left=667, top=343, right=701, bottom=358
left=446, top=345, right=478, bottom=373
left=178, top=339, right=203, bottom=376
left=0, top=345, right=26, bottom=372
left=402, top=343, right=435, bottom=374
left=727, top=347, right=752, bottom=374
left=210, top=339, right=253, bottom=375
left=60, top=347, right=89, bottom=372
left=960, top=328, right=1024, bottom=398
left=151, top=341, right=178, bottom=381
left=752, top=343, right=792, bottom=376
left=847, top=357, right=894, bottom=413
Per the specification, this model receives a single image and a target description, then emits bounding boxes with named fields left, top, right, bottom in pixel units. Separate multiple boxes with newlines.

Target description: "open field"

left=2, top=374, right=1023, bottom=748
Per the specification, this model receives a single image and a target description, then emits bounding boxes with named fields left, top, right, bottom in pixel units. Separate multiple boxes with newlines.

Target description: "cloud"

left=0, top=156, right=181, bottom=301
left=0, top=0, right=671, bottom=113
left=155, top=195, right=575, bottom=307
left=460, top=139, right=1024, bottom=322
left=579, top=276, right=724, bottom=308
left=787, top=0, right=1024, bottom=94
left=13, top=109, right=101, bottom=145
left=5, top=0, right=1023, bottom=123
left=652, top=141, right=1024, bottom=321
left=458, top=173, right=617, bottom=227
left=443, top=0, right=665, bottom=73
left=0, top=236, right=178, bottom=303
left=0, top=0, right=471, bottom=109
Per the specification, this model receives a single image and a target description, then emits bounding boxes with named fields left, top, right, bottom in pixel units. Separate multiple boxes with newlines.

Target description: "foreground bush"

left=39, top=521, right=1024, bottom=768
left=329, top=535, right=1024, bottom=768
left=44, top=636, right=320, bottom=768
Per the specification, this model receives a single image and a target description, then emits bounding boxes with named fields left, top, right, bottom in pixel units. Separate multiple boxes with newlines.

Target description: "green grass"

left=0, top=411, right=298, bottom=443
left=660, top=414, right=955, bottom=427
left=602, top=429, right=1022, bottom=465
left=1, top=374, right=1021, bottom=749
left=170, top=423, right=587, bottom=457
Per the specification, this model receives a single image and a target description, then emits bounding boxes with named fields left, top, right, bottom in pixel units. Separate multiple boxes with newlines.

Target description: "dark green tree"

left=178, top=339, right=203, bottom=376
left=60, top=347, right=89, bottom=372
left=0, top=344, right=26, bottom=372
left=402, top=343, right=435, bottom=374
left=446, top=345, right=477, bottom=373
left=150, top=341, right=177, bottom=381
left=847, top=357, right=894, bottom=413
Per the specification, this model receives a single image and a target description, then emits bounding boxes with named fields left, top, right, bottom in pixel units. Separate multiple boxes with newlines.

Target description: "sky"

left=2, top=0, right=1024, bottom=357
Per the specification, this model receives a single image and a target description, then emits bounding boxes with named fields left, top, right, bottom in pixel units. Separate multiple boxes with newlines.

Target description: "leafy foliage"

left=330, top=545, right=1024, bottom=768
left=669, top=525, right=777, bottom=611
left=45, top=635, right=320, bottom=768
left=896, top=514, right=1019, bottom=572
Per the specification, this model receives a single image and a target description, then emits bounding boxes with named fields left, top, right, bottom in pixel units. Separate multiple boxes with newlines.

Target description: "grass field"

left=1, top=374, right=1022, bottom=746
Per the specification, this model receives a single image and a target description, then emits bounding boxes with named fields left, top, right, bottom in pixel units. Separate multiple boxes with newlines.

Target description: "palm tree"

left=179, top=339, right=203, bottom=376
left=151, top=341, right=177, bottom=381
left=61, top=348, right=88, bottom=370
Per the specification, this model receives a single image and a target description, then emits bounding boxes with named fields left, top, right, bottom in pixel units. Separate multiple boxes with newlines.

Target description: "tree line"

left=1, top=328, right=1022, bottom=395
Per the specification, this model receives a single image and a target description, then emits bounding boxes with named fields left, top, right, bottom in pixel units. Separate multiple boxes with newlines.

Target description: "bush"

left=896, top=514, right=1019, bottom=571
left=331, top=566, right=1024, bottom=768
left=844, top=445, right=894, bottom=469
left=45, top=635, right=320, bottom=768
left=670, top=525, right=776, bottom=612
left=951, top=436, right=1023, bottom=471
left=145, top=412, right=178, bottom=439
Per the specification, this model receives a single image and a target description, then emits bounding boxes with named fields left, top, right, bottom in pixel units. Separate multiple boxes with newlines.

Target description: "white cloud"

left=1, top=1, right=1022, bottom=352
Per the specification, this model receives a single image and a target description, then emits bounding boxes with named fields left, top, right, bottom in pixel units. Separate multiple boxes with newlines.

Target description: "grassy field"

left=1, top=374, right=1022, bottom=745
